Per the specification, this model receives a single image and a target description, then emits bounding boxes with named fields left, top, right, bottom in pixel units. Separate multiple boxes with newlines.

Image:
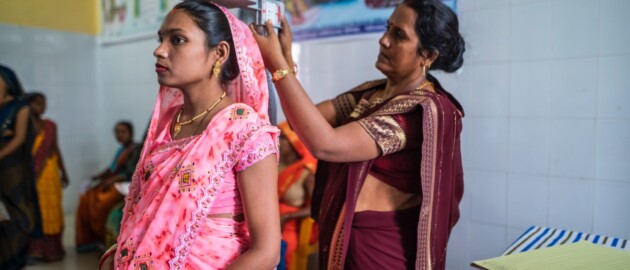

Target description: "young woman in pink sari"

left=99, top=1, right=281, bottom=269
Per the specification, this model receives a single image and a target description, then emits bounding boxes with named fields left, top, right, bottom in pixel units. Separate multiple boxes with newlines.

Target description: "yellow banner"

left=0, top=0, right=100, bottom=35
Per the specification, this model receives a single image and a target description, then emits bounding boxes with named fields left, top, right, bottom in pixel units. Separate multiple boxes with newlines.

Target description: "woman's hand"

left=1, top=129, right=13, bottom=137
left=249, top=19, right=290, bottom=71
left=61, top=175, right=70, bottom=188
left=100, top=175, right=123, bottom=191
left=99, top=254, right=114, bottom=270
left=0, top=107, right=30, bottom=160
left=278, top=17, right=294, bottom=67
left=280, top=214, right=291, bottom=231
left=99, top=244, right=117, bottom=270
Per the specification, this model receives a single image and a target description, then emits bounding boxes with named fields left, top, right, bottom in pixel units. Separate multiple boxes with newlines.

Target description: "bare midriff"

left=355, top=173, right=421, bottom=212
left=207, top=212, right=245, bottom=222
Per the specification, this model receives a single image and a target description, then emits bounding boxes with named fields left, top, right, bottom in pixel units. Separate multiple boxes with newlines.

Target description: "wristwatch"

left=272, top=69, right=290, bottom=82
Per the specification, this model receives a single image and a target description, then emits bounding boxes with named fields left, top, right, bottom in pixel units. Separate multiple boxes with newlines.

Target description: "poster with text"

left=287, top=0, right=457, bottom=41
left=102, top=0, right=177, bottom=43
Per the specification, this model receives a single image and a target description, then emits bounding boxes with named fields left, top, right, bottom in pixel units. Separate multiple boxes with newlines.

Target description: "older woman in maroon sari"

left=252, top=0, right=465, bottom=269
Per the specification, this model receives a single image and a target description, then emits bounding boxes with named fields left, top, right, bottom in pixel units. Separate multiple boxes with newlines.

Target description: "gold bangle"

left=272, top=69, right=290, bottom=82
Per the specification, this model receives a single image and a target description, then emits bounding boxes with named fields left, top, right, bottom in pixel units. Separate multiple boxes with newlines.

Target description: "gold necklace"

left=173, top=91, right=226, bottom=138
left=368, top=80, right=435, bottom=104
left=416, top=81, right=434, bottom=91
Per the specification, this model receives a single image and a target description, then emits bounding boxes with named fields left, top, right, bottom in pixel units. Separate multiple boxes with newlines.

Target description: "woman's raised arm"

left=250, top=19, right=380, bottom=162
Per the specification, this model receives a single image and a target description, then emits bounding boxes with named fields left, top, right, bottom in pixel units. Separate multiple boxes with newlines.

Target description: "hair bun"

left=438, top=34, right=465, bottom=73
left=405, top=0, right=465, bottom=74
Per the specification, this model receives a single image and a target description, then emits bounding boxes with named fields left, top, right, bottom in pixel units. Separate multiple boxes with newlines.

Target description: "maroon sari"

left=313, top=78, right=464, bottom=270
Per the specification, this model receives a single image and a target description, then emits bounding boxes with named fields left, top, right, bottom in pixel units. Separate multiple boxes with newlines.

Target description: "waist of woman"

left=207, top=212, right=245, bottom=222
left=355, top=173, right=421, bottom=213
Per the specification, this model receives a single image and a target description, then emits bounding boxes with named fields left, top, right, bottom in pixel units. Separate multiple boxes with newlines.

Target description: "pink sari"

left=110, top=4, right=279, bottom=270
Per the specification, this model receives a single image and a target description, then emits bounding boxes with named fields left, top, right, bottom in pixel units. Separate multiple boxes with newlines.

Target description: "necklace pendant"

left=173, top=123, right=182, bottom=137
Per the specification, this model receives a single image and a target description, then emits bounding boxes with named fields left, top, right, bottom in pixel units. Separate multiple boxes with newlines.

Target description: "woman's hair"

left=116, top=121, right=134, bottom=136
left=0, top=64, right=26, bottom=97
left=403, top=0, right=465, bottom=73
left=174, top=0, right=240, bottom=83
left=27, top=92, right=46, bottom=103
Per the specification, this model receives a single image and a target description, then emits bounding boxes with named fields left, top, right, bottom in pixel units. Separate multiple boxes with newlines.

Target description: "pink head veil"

left=141, top=1, right=270, bottom=157
left=215, top=2, right=270, bottom=120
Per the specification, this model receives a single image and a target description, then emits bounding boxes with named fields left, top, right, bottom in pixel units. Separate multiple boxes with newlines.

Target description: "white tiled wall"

left=0, top=26, right=157, bottom=214
left=447, top=0, right=628, bottom=268
left=98, top=39, right=159, bottom=140
left=0, top=25, right=104, bottom=213
left=507, top=174, right=549, bottom=227
left=1, top=0, right=629, bottom=268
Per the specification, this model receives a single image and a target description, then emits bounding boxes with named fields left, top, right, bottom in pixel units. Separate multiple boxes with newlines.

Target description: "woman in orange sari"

left=277, top=121, right=316, bottom=269
left=75, top=121, right=137, bottom=252
left=27, top=92, right=69, bottom=262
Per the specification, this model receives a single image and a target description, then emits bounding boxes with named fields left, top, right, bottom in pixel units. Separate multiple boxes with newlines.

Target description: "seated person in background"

left=277, top=122, right=317, bottom=270
left=75, top=121, right=138, bottom=252
left=103, top=127, right=147, bottom=248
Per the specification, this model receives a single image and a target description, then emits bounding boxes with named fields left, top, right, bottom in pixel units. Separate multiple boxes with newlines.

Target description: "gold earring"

left=213, top=61, right=221, bottom=77
left=422, top=64, right=431, bottom=76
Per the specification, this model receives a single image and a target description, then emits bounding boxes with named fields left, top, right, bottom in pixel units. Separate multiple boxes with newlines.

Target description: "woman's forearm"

left=0, top=136, right=25, bottom=160
left=235, top=155, right=281, bottom=269
left=226, top=247, right=279, bottom=270
left=283, top=207, right=311, bottom=221
left=94, top=169, right=112, bottom=180
left=53, top=139, right=69, bottom=178
left=57, top=153, right=69, bottom=179
left=250, top=20, right=340, bottom=157
left=99, top=244, right=117, bottom=270
left=0, top=107, right=29, bottom=160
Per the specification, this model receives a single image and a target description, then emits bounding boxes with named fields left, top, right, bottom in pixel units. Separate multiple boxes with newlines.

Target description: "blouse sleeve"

left=356, top=107, right=422, bottom=156
left=234, top=124, right=279, bottom=172
left=331, top=92, right=359, bottom=125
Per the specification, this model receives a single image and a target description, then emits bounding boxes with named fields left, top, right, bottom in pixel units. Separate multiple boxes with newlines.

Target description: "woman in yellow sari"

left=27, top=92, right=69, bottom=262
